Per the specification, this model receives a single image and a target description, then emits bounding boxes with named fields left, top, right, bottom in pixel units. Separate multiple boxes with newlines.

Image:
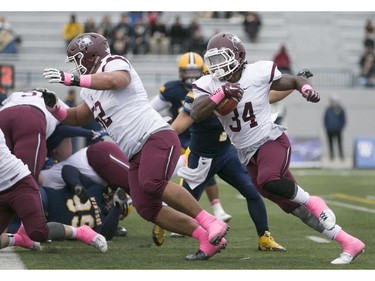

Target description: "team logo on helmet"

left=227, top=34, right=242, bottom=51
left=76, top=36, right=94, bottom=51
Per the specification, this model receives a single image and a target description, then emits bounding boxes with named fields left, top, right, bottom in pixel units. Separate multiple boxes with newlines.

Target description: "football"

left=213, top=97, right=239, bottom=116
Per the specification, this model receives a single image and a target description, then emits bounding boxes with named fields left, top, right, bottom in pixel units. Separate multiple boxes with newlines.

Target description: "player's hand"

left=43, top=68, right=68, bottom=84
left=113, top=187, right=127, bottom=207
left=36, top=87, right=58, bottom=108
left=74, top=184, right=89, bottom=204
left=301, top=88, right=320, bottom=103
left=296, top=68, right=313, bottom=79
left=222, top=82, right=244, bottom=102
left=91, top=130, right=108, bottom=141
left=43, top=68, right=81, bottom=86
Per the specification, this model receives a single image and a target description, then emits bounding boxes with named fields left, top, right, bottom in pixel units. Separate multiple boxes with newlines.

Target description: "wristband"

left=63, top=72, right=72, bottom=86
left=301, top=84, right=313, bottom=93
left=54, top=106, right=68, bottom=122
left=79, top=75, right=92, bottom=88
left=210, top=86, right=225, bottom=105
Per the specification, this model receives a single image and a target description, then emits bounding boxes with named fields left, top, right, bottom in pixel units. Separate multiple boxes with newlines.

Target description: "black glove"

left=74, top=184, right=90, bottom=204
left=35, top=88, right=58, bottom=108
left=296, top=68, right=313, bottom=79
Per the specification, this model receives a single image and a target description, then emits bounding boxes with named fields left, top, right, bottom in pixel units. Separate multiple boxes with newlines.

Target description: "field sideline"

left=2, top=168, right=374, bottom=279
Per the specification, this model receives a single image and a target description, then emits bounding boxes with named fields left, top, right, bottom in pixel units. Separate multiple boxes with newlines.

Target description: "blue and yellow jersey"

left=160, top=80, right=191, bottom=150
left=183, top=92, right=231, bottom=157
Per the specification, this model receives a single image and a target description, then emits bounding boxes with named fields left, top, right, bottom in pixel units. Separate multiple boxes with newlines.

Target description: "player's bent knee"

left=263, top=177, right=296, bottom=199
left=140, top=179, right=166, bottom=199
left=28, top=228, right=48, bottom=242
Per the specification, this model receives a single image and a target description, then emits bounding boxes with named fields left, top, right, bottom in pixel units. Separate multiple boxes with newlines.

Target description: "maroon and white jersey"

left=193, top=60, right=286, bottom=165
left=80, top=55, right=170, bottom=158
left=0, top=90, right=69, bottom=138
left=40, top=147, right=106, bottom=189
left=0, top=129, right=30, bottom=191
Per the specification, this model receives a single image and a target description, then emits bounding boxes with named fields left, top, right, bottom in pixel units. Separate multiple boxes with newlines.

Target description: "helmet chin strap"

left=89, top=57, right=101, bottom=74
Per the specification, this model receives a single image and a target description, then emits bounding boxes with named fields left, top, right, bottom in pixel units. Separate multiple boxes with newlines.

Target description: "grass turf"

left=13, top=169, right=374, bottom=275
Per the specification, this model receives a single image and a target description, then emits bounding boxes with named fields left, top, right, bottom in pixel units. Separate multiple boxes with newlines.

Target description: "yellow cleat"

left=258, top=231, right=286, bottom=251
left=152, top=224, right=166, bottom=247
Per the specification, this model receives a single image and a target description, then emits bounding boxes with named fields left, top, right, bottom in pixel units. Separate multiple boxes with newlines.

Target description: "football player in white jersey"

left=0, top=89, right=71, bottom=181
left=41, top=32, right=229, bottom=260
left=189, top=32, right=365, bottom=265
left=0, top=128, right=108, bottom=253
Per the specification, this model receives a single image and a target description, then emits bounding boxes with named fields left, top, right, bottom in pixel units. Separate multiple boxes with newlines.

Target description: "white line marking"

left=306, top=236, right=331, bottom=243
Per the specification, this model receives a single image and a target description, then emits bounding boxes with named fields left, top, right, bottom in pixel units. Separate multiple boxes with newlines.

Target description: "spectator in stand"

left=169, top=16, right=187, bottom=54
left=149, top=16, right=170, bottom=55
left=273, top=44, right=292, bottom=74
left=96, top=15, right=113, bottom=41
left=63, top=14, right=83, bottom=48
left=84, top=18, right=97, bottom=33
left=112, top=13, right=132, bottom=42
left=132, top=16, right=149, bottom=55
left=0, top=16, right=21, bottom=54
left=243, top=12, right=262, bottom=43
left=359, top=45, right=375, bottom=87
left=364, top=19, right=374, bottom=49
left=187, top=27, right=207, bottom=57
left=110, top=28, right=131, bottom=56
left=324, top=95, right=347, bottom=162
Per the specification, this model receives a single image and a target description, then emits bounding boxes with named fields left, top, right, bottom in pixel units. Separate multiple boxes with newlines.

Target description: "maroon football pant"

left=247, top=132, right=300, bottom=213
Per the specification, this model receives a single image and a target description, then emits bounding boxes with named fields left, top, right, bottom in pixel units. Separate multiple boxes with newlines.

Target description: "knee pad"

left=263, top=177, right=296, bottom=199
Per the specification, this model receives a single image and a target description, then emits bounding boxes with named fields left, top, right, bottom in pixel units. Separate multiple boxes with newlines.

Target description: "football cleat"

left=319, top=209, right=336, bottom=230
left=206, top=218, right=229, bottom=246
left=186, top=238, right=227, bottom=261
left=76, top=225, right=108, bottom=253
left=12, top=225, right=42, bottom=251
left=258, top=231, right=286, bottom=251
left=331, top=237, right=365, bottom=265
left=215, top=212, right=232, bottom=223
left=152, top=224, right=166, bottom=247
left=170, top=232, right=185, bottom=238
left=115, top=226, right=127, bottom=237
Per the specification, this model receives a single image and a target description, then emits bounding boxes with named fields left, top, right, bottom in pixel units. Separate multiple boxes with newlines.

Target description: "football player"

left=0, top=89, right=70, bottom=182
left=0, top=128, right=107, bottom=253
left=42, top=32, right=229, bottom=260
left=189, top=32, right=365, bottom=265
left=150, top=52, right=231, bottom=243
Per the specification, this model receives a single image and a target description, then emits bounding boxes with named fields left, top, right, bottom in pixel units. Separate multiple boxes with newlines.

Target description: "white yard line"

left=0, top=248, right=26, bottom=270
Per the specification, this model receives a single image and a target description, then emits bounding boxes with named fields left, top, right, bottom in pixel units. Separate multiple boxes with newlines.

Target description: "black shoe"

left=186, top=238, right=227, bottom=261
left=186, top=250, right=210, bottom=261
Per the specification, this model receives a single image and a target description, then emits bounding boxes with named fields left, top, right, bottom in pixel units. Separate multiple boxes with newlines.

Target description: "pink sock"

left=305, top=196, right=329, bottom=217
left=335, top=229, right=352, bottom=244
left=192, top=225, right=212, bottom=252
left=195, top=210, right=215, bottom=229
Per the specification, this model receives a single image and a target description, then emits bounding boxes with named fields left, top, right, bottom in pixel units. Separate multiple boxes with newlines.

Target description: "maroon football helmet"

left=204, top=32, right=247, bottom=81
left=66, top=32, right=111, bottom=75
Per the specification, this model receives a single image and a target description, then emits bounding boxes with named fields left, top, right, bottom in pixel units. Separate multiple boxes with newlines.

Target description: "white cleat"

left=215, top=212, right=232, bottom=223
left=31, top=242, right=42, bottom=251
left=91, top=234, right=108, bottom=253
left=319, top=209, right=336, bottom=230
left=331, top=252, right=358, bottom=265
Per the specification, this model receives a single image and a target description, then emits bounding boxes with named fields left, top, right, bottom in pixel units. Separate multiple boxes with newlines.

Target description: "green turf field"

left=14, top=169, right=374, bottom=273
